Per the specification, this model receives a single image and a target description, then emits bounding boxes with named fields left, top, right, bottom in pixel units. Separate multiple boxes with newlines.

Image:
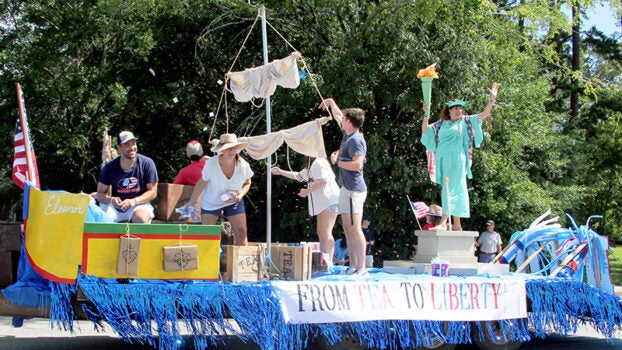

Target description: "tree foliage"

left=1, top=0, right=621, bottom=265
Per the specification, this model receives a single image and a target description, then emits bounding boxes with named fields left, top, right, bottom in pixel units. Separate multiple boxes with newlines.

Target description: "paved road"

left=1, top=317, right=620, bottom=349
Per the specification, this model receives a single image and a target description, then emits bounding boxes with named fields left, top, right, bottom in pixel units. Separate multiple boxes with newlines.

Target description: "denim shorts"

left=201, top=198, right=246, bottom=217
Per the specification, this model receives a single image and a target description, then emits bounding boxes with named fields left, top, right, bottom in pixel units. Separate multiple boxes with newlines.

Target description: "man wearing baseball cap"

left=475, top=220, right=503, bottom=263
left=173, top=140, right=210, bottom=186
left=96, top=131, right=159, bottom=223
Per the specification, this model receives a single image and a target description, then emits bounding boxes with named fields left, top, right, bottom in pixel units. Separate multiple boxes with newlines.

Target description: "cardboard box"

left=117, top=236, right=141, bottom=275
left=220, top=245, right=264, bottom=282
left=163, top=243, right=199, bottom=272
left=155, top=183, right=201, bottom=222
left=83, top=223, right=220, bottom=280
left=269, top=245, right=312, bottom=281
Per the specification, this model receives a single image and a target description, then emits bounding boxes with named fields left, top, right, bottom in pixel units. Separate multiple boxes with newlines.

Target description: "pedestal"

left=414, top=230, right=478, bottom=264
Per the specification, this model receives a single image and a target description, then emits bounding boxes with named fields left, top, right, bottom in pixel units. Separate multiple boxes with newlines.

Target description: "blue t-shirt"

left=334, top=238, right=349, bottom=261
left=98, top=154, right=159, bottom=201
left=338, top=130, right=367, bottom=191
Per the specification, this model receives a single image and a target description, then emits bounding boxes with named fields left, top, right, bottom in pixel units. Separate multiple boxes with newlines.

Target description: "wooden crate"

left=0, top=224, right=21, bottom=251
left=220, top=245, right=265, bottom=282
left=155, top=183, right=201, bottom=222
left=311, top=251, right=328, bottom=273
left=269, top=245, right=312, bottom=281
left=0, top=251, right=18, bottom=288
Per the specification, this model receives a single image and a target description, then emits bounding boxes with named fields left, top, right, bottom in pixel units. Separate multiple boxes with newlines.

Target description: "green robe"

left=421, top=115, right=483, bottom=218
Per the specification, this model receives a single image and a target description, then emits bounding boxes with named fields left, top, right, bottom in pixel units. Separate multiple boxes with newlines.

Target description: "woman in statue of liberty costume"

left=421, top=83, right=499, bottom=231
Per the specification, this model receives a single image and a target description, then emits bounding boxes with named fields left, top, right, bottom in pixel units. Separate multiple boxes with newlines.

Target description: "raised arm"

left=319, top=98, right=344, bottom=128
left=421, top=101, right=430, bottom=133
left=478, top=82, right=499, bottom=122
left=271, top=166, right=302, bottom=181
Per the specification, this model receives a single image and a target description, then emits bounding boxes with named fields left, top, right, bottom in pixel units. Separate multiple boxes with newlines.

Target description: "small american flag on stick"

left=407, top=196, right=429, bottom=220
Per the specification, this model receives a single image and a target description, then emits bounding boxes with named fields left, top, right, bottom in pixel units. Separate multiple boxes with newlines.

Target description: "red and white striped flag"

left=409, top=199, right=430, bottom=220
left=426, top=150, right=436, bottom=183
left=13, top=84, right=40, bottom=189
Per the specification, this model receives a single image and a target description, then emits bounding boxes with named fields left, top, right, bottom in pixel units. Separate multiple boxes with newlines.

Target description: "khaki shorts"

left=338, top=188, right=367, bottom=215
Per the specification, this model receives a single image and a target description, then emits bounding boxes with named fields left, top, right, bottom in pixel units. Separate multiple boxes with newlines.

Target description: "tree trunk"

left=571, top=4, right=580, bottom=120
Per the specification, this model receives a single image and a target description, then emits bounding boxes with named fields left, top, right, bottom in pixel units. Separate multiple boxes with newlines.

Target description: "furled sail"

left=238, top=117, right=331, bottom=160
left=228, top=52, right=301, bottom=102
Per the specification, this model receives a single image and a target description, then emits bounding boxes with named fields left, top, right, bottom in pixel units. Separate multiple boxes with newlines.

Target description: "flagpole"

left=444, top=177, right=452, bottom=231
left=260, top=7, right=273, bottom=261
left=407, top=195, right=424, bottom=231
left=16, top=83, right=36, bottom=185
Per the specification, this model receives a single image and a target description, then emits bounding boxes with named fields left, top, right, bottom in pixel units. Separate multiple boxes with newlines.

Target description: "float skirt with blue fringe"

left=48, top=272, right=622, bottom=350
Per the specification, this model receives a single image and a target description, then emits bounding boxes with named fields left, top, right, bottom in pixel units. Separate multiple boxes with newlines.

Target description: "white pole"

left=260, top=7, right=273, bottom=262
left=444, top=177, right=452, bottom=231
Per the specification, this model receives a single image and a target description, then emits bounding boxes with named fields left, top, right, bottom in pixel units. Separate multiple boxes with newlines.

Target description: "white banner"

left=272, top=277, right=527, bottom=324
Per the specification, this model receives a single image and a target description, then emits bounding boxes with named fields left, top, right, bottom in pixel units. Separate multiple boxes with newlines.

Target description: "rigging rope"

left=209, top=9, right=337, bottom=169
left=209, top=11, right=261, bottom=139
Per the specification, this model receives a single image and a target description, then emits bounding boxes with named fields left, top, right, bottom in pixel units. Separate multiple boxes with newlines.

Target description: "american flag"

left=13, top=84, right=40, bottom=189
left=409, top=199, right=429, bottom=220
left=426, top=150, right=436, bottom=183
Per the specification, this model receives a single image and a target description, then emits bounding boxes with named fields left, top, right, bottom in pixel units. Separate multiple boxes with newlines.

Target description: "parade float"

left=2, top=7, right=621, bottom=350
left=1, top=182, right=621, bottom=350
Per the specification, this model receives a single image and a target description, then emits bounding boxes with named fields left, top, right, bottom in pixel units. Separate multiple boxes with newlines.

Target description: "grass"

left=609, top=245, right=622, bottom=287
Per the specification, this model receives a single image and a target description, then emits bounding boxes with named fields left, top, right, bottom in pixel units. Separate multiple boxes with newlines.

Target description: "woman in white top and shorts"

left=272, top=156, right=339, bottom=264
left=186, top=134, right=253, bottom=246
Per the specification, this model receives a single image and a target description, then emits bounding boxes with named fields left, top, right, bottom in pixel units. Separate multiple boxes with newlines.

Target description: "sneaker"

left=341, top=267, right=356, bottom=275
left=351, top=269, right=370, bottom=279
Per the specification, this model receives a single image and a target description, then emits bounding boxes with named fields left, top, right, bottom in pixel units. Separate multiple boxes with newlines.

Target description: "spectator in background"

left=333, top=237, right=349, bottom=266
left=362, top=214, right=375, bottom=268
left=96, top=131, right=159, bottom=223
left=475, top=220, right=503, bottom=263
left=422, top=204, right=443, bottom=230
left=174, top=140, right=210, bottom=186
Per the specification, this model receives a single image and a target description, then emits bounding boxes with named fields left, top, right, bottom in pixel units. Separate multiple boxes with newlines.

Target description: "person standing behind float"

left=173, top=140, right=210, bottom=186
left=272, top=156, right=339, bottom=266
left=421, top=83, right=499, bottom=231
left=333, top=237, right=349, bottom=266
left=475, top=220, right=503, bottom=263
left=361, top=214, right=375, bottom=268
left=320, top=98, right=368, bottom=277
left=185, top=134, right=253, bottom=246
left=96, top=131, right=159, bottom=223
left=422, top=204, right=443, bottom=230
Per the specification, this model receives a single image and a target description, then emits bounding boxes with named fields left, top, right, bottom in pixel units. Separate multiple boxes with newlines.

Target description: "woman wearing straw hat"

left=186, top=134, right=253, bottom=246
left=421, top=83, right=499, bottom=231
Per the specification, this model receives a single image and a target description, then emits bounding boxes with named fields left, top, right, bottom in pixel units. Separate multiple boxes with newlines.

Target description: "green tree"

left=1, top=0, right=620, bottom=261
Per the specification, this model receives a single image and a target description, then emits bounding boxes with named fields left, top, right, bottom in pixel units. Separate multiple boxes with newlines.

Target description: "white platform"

left=414, top=230, right=478, bottom=264
left=383, top=260, right=509, bottom=276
